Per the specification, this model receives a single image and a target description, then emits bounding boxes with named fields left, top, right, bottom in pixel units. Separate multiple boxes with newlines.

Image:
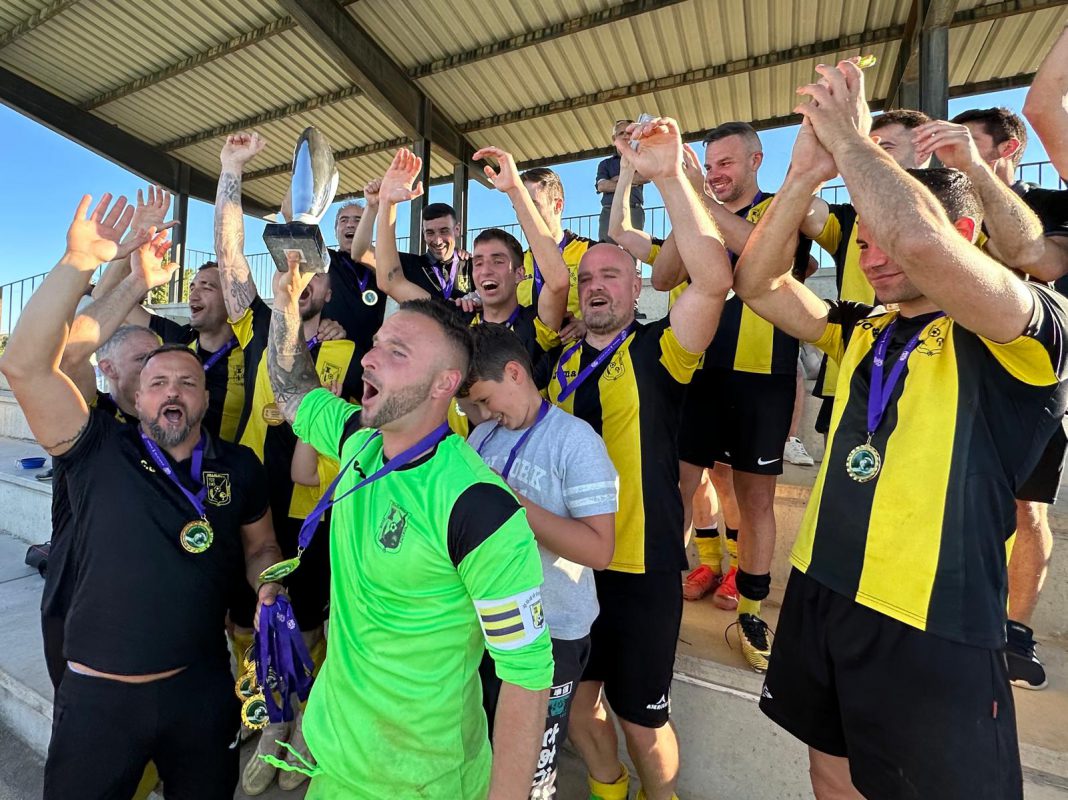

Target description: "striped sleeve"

left=658, top=324, right=703, bottom=384
left=980, top=283, right=1068, bottom=386
left=560, top=419, right=619, bottom=518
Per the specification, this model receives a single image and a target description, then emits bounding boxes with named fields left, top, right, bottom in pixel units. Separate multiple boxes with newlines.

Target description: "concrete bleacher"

left=0, top=387, right=1064, bottom=799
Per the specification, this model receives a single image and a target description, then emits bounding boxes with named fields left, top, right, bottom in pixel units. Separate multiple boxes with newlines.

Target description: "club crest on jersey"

left=531, top=600, right=545, bottom=629
left=204, top=472, right=232, bottom=506
left=377, top=502, right=409, bottom=552
left=320, top=362, right=342, bottom=386
left=230, top=363, right=244, bottom=384
left=917, top=323, right=945, bottom=357
left=603, top=355, right=626, bottom=381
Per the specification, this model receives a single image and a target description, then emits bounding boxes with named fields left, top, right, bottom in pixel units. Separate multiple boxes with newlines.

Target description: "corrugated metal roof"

left=0, top=0, right=1062, bottom=212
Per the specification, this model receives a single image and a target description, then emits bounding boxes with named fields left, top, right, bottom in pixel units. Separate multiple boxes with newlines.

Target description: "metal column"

left=170, top=163, right=191, bottom=303
left=408, top=98, right=432, bottom=255
left=452, top=161, right=470, bottom=245
left=918, top=23, right=949, bottom=122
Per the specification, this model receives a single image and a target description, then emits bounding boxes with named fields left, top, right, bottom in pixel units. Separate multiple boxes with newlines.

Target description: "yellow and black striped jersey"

left=795, top=286, right=1068, bottom=647
left=517, top=230, right=594, bottom=318
left=711, top=194, right=814, bottom=375
left=549, top=319, right=702, bottom=573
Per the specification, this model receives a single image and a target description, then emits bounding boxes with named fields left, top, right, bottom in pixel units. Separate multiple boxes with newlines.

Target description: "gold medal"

left=262, top=403, right=285, bottom=426
left=241, top=692, right=269, bottom=730
left=845, top=442, right=882, bottom=483
left=235, top=669, right=258, bottom=702
left=180, top=519, right=213, bottom=553
left=362, top=289, right=379, bottom=306
left=259, top=556, right=302, bottom=584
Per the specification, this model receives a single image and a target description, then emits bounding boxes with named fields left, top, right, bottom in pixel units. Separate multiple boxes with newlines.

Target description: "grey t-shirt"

left=468, top=405, right=619, bottom=640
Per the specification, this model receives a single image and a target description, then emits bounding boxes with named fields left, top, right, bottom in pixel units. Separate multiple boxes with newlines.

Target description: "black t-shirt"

left=322, top=249, right=387, bottom=359
left=42, top=393, right=130, bottom=619
left=400, top=251, right=475, bottom=300
left=1013, top=183, right=1068, bottom=295
left=58, top=412, right=269, bottom=673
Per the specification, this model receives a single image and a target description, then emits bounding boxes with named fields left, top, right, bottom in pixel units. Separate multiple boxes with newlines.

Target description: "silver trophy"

left=263, top=127, right=340, bottom=273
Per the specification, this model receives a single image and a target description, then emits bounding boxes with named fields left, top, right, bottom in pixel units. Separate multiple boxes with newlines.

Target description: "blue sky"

left=0, top=87, right=1049, bottom=287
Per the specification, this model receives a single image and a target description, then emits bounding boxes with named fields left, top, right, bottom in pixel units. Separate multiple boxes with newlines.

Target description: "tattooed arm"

left=216, top=132, right=267, bottom=320
left=268, top=253, right=321, bottom=424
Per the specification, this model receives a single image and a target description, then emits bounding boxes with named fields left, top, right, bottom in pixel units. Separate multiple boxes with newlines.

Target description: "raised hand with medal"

left=846, top=312, right=944, bottom=482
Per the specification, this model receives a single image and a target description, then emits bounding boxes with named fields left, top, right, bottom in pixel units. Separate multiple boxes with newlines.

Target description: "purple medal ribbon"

left=305, top=334, right=321, bottom=350
left=256, top=596, right=314, bottom=723
left=431, top=252, right=460, bottom=298
left=139, top=430, right=208, bottom=518
left=341, top=252, right=372, bottom=294
left=532, top=233, right=570, bottom=297
left=555, top=323, right=636, bottom=402
left=503, top=305, right=522, bottom=330
left=295, top=422, right=451, bottom=552
left=476, top=400, right=550, bottom=480
left=200, top=337, right=238, bottom=373
left=867, top=312, right=943, bottom=435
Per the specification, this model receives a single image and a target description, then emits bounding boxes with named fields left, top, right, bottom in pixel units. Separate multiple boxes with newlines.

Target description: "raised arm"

left=349, top=179, right=380, bottom=268
left=801, top=61, right=1034, bottom=343
left=0, top=195, right=133, bottom=454
left=607, top=158, right=653, bottom=260
left=622, top=118, right=733, bottom=353
left=734, top=121, right=839, bottom=342
left=91, top=185, right=176, bottom=300
left=910, top=119, right=1068, bottom=281
left=267, top=253, right=322, bottom=424
left=475, top=146, right=568, bottom=333
left=215, top=132, right=267, bottom=320
left=374, top=150, right=433, bottom=303
left=63, top=229, right=176, bottom=372
left=1024, top=26, right=1068, bottom=178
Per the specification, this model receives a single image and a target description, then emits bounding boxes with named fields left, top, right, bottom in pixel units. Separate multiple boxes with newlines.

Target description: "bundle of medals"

left=237, top=595, right=315, bottom=730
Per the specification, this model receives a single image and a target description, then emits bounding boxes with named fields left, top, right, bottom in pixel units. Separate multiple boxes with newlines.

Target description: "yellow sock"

left=694, top=527, right=722, bottom=573
left=738, top=595, right=762, bottom=617
left=131, top=761, right=158, bottom=800
left=635, top=790, right=680, bottom=800
left=588, top=763, right=629, bottom=800
left=725, top=527, right=739, bottom=569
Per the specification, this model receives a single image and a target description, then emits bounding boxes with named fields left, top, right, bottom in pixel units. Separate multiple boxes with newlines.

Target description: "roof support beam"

left=0, top=64, right=276, bottom=218
left=886, top=0, right=957, bottom=116
left=278, top=0, right=488, bottom=185
left=0, top=0, right=79, bottom=49
left=457, top=26, right=905, bottom=133
left=159, top=86, right=364, bottom=152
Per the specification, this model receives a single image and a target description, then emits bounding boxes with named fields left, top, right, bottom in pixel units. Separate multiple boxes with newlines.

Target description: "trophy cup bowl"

left=263, top=127, right=340, bottom=273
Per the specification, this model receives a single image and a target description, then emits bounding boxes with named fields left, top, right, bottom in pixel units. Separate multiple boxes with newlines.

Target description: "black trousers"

left=41, top=613, right=66, bottom=694
left=45, top=660, right=240, bottom=800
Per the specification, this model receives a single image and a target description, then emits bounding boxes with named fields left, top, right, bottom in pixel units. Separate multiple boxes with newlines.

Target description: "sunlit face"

left=334, top=206, right=362, bottom=251
left=704, top=135, right=761, bottom=205
left=523, top=181, right=563, bottom=228
left=961, top=121, right=1019, bottom=166
left=577, top=244, right=640, bottom=335
left=423, top=215, right=459, bottom=262
left=464, top=368, right=529, bottom=431
left=856, top=220, right=923, bottom=304
left=188, top=267, right=227, bottom=332
left=99, top=330, right=160, bottom=415
left=135, top=350, right=208, bottom=448
left=472, top=239, right=522, bottom=309
left=298, top=273, right=331, bottom=321
left=872, top=123, right=927, bottom=169
left=359, top=312, right=460, bottom=430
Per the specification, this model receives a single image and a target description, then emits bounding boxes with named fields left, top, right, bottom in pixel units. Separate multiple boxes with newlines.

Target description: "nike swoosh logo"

left=757, top=457, right=781, bottom=466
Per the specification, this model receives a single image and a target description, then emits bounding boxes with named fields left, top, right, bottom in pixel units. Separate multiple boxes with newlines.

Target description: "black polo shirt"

left=42, top=393, right=130, bottom=620
left=322, top=249, right=387, bottom=360
left=400, top=251, right=474, bottom=300
left=58, top=412, right=269, bottom=674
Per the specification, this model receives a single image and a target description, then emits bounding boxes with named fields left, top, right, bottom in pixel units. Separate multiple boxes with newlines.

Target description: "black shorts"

left=482, top=636, right=590, bottom=798
left=583, top=570, right=681, bottom=727
left=230, top=513, right=330, bottom=629
left=679, top=368, right=795, bottom=475
left=815, top=396, right=834, bottom=435
left=1016, top=422, right=1068, bottom=504
left=45, top=661, right=240, bottom=800
left=761, top=569, right=1022, bottom=800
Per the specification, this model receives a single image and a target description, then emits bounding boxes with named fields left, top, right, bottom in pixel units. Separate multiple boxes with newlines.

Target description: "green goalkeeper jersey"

left=292, top=388, right=554, bottom=799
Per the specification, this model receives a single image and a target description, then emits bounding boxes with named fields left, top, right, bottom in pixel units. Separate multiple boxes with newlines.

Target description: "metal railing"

left=1, top=160, right=1063, bottom=335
